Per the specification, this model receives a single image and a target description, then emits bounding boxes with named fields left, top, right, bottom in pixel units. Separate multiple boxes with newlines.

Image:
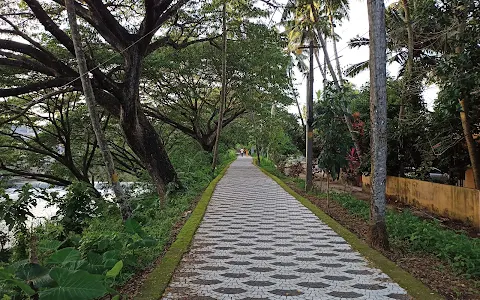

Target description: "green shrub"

left=1, top=147, right=236, bottom=299
left=48, top=182, right=105, bottom=234
left=328, top=192, right=480, bottom=278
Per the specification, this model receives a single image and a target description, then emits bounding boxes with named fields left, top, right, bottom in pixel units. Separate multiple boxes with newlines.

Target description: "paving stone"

left=190, top=279, right=222, bottom=285
left=220, top=272, right=250, bottom=278
left=328, top=291, right=363, bottom=298
left=269, top=289, right=304, bottom=296
left=243, top=280, right=275, bottom=287
left=162, top=157, right=409, bottom=299
left=351, top=283, right=387, bottom=290
left=214, top=287, right=246, bottom=294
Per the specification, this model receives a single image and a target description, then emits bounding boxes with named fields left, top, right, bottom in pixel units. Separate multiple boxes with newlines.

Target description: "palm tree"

left=367, top=0, right=389, bottom=249
left=323, top=0, right=350, bottom=85
left=282, top=0, right=363, bottom=161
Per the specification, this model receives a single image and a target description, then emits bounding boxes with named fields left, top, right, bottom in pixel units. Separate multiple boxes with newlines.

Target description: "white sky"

left=274, top=0, right=439, bottom=113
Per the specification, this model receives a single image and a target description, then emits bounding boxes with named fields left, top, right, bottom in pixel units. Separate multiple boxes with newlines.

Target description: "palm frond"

left=347, top=36, right=369, bottom=49
left=344, top=60, right=369, bottom=77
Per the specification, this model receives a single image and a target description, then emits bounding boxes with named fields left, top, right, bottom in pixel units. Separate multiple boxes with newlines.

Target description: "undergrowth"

left=259, top=157, right=480, bottom=279
left=0, top=140, right=236, bottom=299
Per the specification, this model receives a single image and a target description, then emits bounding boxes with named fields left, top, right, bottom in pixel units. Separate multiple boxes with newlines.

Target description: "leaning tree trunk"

left=455, top=15, right=480, bottom=189
left=367, top=0, right=389, bottom=250
left=211, top=0, right=228, bottom=172
left=397, top=0, right=415, bottom=177
left=329, top=15, right=344, bottom=86
left=459, top=100, right=480, bottom=189
left=65, top=0, right=131, bottom=220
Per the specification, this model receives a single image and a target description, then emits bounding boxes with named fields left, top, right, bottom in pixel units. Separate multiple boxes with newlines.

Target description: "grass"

left=318, top=192, right=480, bottom=279
left=256, top=157, right=480, bottom=280
left=134, top=160, right=234, bottom=300
left=256, top=161, right=443, bottom=300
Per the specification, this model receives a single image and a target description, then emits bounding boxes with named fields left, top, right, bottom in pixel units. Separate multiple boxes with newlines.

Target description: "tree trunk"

left=367, top=0, right=389, bottom=250
left=121, top=103, right=179, bottom=203
left=65, top=0, right=131, bottom=220
left=329, top=15, right=344, bottom=86
left=459, top=100, right=480, bottom=189
left=211, top=0, right=227, bottom=172
left=397, top=0, right=414, bottom=178
left=455, top=14, right=480, bottom=189
left=326, top=170, right=330, bottom=208
left=314, top=48, right=326, bottom=82
left=305, top=41, right=314, bottom=192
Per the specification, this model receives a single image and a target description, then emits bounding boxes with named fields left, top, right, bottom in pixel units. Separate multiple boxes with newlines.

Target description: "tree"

left=65, top=0, right=130, bottom=217
left=143, top=21, right=291, bottom=152
left=283, top=0, right=364, bottom=161
left=315, top=84, right=352, bottom=202
left=367, top=0, right=389, bottom=249
left=0, top=92, right=105, bottom=191
left=0, top=0, right=204, bottom=199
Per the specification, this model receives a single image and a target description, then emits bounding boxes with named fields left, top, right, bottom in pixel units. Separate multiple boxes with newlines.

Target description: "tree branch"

left=0, top=78, right=77, bottom=97
left=0, top=161, right=72, bottom=186
left=24, top=0, right=76, bottom=55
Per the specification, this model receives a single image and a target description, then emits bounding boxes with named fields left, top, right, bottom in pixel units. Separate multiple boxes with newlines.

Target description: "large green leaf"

left=15, top=263, right=52, bottom=288
left=46, top=248, right=81, bottom=266
left=0, top=268, right=12, bottom=280
left=102, top=250, right=120, bottom=269
left=38, top=240, right=63, bottom=253
left=105, top=261, right=123, bottom=278
left=39, top=268, right=107, bottom=300
left=84, top=252, right=105, bottom=274
left=124, top=218, right=147, bottom=238
left=0, top=269, right=35, bottom=297
left=8, top=279, right=36, bottom=296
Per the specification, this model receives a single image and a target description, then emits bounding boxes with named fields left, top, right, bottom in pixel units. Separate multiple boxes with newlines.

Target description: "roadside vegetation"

left=258, top=157, right=480, bottom=299
left=0, top=0, right=479, bottom=299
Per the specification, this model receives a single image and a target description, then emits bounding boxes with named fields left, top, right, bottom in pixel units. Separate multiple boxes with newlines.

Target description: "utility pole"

left=305, top=40, right=314, bottom=191
left=211, top=0, right=227, bottom=172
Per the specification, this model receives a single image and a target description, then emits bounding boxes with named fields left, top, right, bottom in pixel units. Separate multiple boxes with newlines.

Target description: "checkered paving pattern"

left=163, top=157, right=409, bottom=299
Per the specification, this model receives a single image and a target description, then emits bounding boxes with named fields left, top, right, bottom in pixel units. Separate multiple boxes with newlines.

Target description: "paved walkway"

left=163, top=157, right=409, bottom=300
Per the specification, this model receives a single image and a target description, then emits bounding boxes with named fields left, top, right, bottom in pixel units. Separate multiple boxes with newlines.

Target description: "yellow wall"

left=362, top=175, right=480, bottom=229
left=465, top=168, right=475, bottom=189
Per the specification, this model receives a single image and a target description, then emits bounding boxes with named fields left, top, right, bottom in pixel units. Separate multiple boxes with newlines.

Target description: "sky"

left=273, top=0, right=439, bottom=113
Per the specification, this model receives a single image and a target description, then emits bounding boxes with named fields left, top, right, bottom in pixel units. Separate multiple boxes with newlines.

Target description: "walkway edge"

left=257, top=165, right=443, bottom=300
left=135, top=161, right=234, bottom=300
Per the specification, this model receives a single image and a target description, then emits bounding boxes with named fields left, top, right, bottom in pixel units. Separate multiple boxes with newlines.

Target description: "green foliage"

left=326, top=192, right=480, bottom=278
left=314, top=83, right=353, bottom=178
left=38, top=268, right=107, bottom=300
left=0, top=220, right=142, bottom=299
left=0, top=185, right=36, bottom=232
left=47, top=182, right=103, bottom=234
left=254, top=157, right=285, bottom=179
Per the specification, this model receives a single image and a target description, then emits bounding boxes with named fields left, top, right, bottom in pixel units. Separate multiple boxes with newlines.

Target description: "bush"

left=1, top=144, right=237, bottom=299
left=328, top=192, right=480, bottom=278
left=48, top=182, right=105, bottom=234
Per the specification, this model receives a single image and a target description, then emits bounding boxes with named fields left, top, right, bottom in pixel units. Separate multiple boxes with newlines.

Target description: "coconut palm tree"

left=367, top=0, right=389, bottom=250
left=282, top=0, right=363, bottom=160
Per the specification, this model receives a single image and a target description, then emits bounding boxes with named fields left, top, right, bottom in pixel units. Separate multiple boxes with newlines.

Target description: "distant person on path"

left=240, top=148, right=244, bottom=157
left=245, top=148, right=249, bottom=156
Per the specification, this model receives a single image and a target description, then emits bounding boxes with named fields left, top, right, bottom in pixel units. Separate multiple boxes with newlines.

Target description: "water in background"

left=0, top=181, right=147, bottom=249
